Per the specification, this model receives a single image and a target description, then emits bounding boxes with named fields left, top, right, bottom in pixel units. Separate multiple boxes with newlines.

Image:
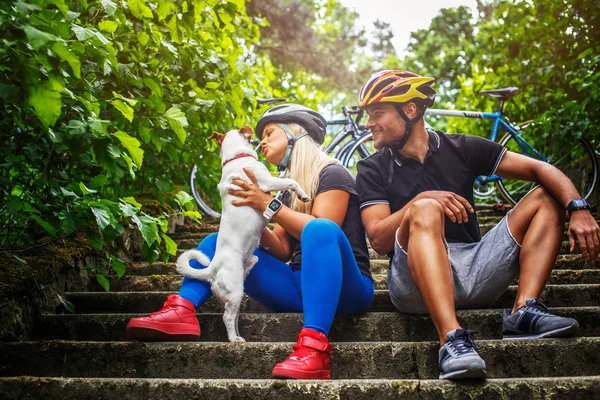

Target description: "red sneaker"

left=272, top=328, right=332, bottom=379
left=126, top=294, right=200, bottom=341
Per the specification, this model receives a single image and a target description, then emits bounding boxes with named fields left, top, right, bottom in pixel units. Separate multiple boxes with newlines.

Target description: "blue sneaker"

left=439, top=329, right=487, bottom=379
left=502, top=299, right=579, bottom=340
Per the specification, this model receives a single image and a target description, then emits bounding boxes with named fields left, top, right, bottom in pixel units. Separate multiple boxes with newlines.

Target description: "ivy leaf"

left=60, top=187, right=80, bottom=198
left=23, top=25, right=58, bottom=49
left=88, top=232, right=104, bottom=250
left=142, top=242, right=159, bottom=264
left=132, top=214, right=159, bottom=246
left=181, top=210, right=202, bottom=222
left=57, top=294, right=75, bottom=313
left=90, top=175, right=108, bottom=188
left=96, top=274, right=110, bottom=292
left=28, top=84, right=62, bottom=128
left=160, top=232, right=177, bottom=255
left=112, top=91, right=137, bottom=106
left=164, top=107, right=188, bottom=143
left=91, top=206, right=111, bottom=230
left=128, top=0, right=153, bottom=19
left=98, top=20, right=118, bottom=34
left=175, top=190, right=194, bottom=209
left=58, top=211, right=79, bottom=235
left=119, top=201, right=138, bottom=217
left=122, top=197, right=142, bottom=208
left=114, top=131, right=144, bottom=167
left=51, top=42, right=81, bottom=79
left=71, top=24, right=96, bottom=41
left=80, top=182, right=98, bottom=195
left=30, top=215, right=58, bottom=237
left=111, top=99, right=134, bottom=122
left=111, top=256, right=126, bottom=278
left=100, top=0, right=117, bottom=17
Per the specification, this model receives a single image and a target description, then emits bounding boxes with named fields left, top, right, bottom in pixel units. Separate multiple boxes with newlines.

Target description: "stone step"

left=63, top=285, right=600, bottom=314
left=2, top=338, right=599, bottom=379
left=1, top=376, right=599, bottom=399
left=35, top=307, right=600, bottom=342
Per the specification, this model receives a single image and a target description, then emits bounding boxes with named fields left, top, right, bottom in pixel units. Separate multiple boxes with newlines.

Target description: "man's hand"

left=417, top=191, right=475, bottom=223
left=568, top=210, right=600, bottom=264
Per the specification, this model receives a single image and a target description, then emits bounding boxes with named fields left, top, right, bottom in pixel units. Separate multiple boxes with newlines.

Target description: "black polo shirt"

left=356, top=130, right=506, bottom=245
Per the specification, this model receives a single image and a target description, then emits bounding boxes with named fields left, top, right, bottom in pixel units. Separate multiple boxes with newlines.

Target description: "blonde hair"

left=279, top=123, right=339, bottom=214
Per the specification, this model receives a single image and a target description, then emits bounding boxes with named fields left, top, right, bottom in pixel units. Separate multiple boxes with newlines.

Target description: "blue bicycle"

left=340, top=87, right=598, bottom=206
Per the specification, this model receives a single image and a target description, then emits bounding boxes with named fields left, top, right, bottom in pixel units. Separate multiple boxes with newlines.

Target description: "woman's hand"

left=228, top=168, right=273, bottom=212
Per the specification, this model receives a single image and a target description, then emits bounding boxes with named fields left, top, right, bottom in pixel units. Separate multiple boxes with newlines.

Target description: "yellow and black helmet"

left=358, top=70, right=436, bottom=108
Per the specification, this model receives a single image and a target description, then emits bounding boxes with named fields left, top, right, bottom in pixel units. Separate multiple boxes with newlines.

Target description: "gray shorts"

left=388, top=214, right=521, bottom=314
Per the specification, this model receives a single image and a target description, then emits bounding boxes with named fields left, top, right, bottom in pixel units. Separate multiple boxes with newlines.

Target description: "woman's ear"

left=239, top=126, right=254, bottom=143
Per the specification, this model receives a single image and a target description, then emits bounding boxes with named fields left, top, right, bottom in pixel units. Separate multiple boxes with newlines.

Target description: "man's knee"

left=520, top=187, right=565, bottom=215
left=408, top=199, right=445, bottom=230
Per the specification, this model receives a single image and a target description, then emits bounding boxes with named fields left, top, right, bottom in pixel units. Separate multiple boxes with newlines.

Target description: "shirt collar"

left=391, top=129, right=441, bottom=165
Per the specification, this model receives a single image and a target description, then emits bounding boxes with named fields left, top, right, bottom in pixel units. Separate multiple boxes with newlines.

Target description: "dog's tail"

left=175, top=249, right=213, bottom=281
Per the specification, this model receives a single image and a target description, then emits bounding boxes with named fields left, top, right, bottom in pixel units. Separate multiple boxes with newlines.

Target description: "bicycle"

left=324, top=106, right=370, bottom=160
left=339, top=87, right=598, bottom=206
left=189, top=98, right=285, bottom=218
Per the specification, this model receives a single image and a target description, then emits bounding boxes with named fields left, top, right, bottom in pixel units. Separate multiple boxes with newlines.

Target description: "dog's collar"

left=222, top=153, right=255, bottom=166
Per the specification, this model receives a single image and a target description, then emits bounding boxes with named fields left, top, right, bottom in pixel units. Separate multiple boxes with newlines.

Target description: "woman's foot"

left=126, top=294, right=200, bottom=341
left=272, top=328, right=331, bottom=379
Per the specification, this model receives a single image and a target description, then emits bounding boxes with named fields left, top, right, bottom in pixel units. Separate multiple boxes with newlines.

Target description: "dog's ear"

left=209, top=132, right=225, bottom=146
left=239, top=126, right=254, bottom=143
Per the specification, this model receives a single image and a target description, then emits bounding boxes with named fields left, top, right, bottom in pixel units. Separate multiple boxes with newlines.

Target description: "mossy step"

left=2, top=376, right=599, bottom=400
left=63, top=289, right=600, bottom=315
left=2, top=338, right=599, bottom=379
left=125, top=260, right=600, bottom=285
left=35, top=307, right=600, bottom=343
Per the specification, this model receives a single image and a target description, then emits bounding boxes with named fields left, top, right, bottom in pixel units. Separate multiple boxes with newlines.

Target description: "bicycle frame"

left=426, top=108, right=547, bottom=184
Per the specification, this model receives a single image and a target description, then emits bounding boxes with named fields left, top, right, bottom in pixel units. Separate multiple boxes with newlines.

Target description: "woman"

left=126, top=104, right=374, bottom=379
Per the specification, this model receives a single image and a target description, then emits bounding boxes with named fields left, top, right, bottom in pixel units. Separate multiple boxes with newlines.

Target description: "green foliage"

left=400, top=0, right=600, bottom=148
left=0, top=0, right=322, bottom=280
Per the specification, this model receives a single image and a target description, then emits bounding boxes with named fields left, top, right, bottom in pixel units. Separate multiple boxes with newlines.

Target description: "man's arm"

left=496, top=151, right=600, bottom=262
left=361, top=191, right=474, bottom=255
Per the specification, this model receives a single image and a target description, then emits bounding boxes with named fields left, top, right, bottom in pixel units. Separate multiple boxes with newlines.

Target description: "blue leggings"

left=178, top=218, right=374, bottom=335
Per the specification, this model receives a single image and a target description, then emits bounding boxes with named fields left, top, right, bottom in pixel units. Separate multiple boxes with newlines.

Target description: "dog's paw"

left=230, top=336, right=246, bottom=343
left=298, top=195, right=311, bottom=203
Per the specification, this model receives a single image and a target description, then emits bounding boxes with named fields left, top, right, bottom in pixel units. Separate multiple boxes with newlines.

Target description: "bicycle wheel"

left=189, top=163, right=221, bottom=218
left=496, top=132, right=598, bottom=206
left=342, top=132, right=376, bottom=176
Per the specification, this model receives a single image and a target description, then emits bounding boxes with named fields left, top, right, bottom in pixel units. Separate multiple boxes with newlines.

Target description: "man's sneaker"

left=126, top=294, right=200, bottom=341
left=502, top=298, right=579, bottom=340
left=439, top=329, right=487, bottom=379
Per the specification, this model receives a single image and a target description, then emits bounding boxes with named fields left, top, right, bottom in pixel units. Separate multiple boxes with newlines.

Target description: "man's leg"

left=505, top=187, right=564, bottom=312
left=397, top=198, right=459, bottom=345
left=397, top=199, right=486, bottom=379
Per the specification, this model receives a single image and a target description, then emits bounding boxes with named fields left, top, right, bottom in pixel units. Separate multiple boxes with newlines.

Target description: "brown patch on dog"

left=209, top=132, right=225, bottom=146
left=239, top=126, right=254, bottom=143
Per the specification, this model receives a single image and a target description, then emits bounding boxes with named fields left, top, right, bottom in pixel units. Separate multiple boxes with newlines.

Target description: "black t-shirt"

left=285, top=163, right=371, bottom=278
left=357, top=130, right=506, bottom=247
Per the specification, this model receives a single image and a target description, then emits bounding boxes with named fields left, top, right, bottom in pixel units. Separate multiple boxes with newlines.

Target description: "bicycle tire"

left=341, top=132, right=375, bottom=175
left=496, top=132, right=599, bottom=206
left=189, top=163, right=221, bottom=218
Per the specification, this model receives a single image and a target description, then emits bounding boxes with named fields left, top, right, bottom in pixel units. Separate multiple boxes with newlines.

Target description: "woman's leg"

left=301, top=219, right=374, bottom=334
left=272, top=218, right=374, bottom=380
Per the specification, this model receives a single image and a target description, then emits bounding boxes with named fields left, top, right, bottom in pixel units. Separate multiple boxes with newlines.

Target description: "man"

left=355, top=70, right=600, bottom=379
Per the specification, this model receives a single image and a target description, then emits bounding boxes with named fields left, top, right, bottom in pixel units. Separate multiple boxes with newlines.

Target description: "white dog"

left=176, top=126, right=309, bottom=342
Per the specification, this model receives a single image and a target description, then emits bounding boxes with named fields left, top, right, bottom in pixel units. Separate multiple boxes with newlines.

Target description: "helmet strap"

left=389, top=105, right=425, bottom=151
left=277, top=126, right=309, bottom=172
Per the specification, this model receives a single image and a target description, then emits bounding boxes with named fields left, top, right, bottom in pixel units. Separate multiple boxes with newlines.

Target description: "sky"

left=338, top=0, right=478, bottom=55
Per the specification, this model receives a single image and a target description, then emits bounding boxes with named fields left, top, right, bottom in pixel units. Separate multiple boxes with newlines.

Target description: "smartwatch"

left=566, top=198, right=591, bottom=215
left=263, top=198, right=283, bottom=220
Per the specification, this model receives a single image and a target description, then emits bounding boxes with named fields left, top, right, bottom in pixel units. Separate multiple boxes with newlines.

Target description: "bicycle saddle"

left=479, top=87, right=519, bottom=100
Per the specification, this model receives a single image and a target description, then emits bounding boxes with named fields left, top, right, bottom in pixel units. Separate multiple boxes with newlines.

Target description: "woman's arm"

left=229, top=167, right=351, bottom=240
left=258, top=224, right=293, bottom=261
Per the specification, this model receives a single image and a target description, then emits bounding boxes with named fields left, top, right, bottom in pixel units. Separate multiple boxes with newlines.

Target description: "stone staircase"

left=1, top=205, right=600, bottom=399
